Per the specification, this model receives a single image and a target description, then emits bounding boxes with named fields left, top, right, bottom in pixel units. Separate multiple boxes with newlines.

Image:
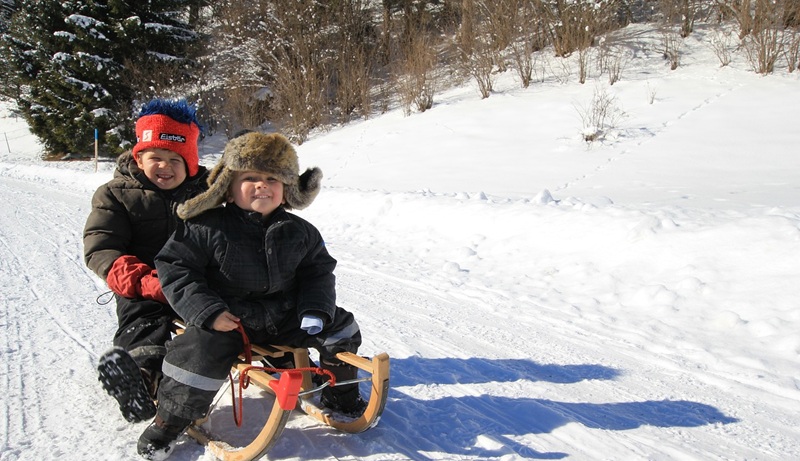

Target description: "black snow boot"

left=137, top=414, right=190, bottom=460
left=320, top=361, right=367, bottom=418
left=97, top=347, right=157, bottom=423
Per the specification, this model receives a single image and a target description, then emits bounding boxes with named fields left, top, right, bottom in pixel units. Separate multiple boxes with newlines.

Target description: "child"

left=138, top=132, right=365, bottom=459
left=84, top=99, right=208, bottom=423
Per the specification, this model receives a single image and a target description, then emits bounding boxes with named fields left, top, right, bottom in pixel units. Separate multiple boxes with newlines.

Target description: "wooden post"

left=94, top=128, right=98, bottom=172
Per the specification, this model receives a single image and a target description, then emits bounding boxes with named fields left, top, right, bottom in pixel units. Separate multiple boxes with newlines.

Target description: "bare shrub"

left=709, top=28, right=735, bottom=66
left=605, top=51, right=628, bottom=85
left=717, top=0, right=756, bottom=38
left=510, top=37, right=536, bottom=88
left=783, top=28, right=800, bottom=71
left=658, top=0, right=706, bottom=37
left=577, top=46, right=592, bottom=84
left=660, top=29, right=683, bottom=69
left=397, top=34, right=437, bottom=115
left=464, top=42, right=496, bottom=99
left=646, top=81, right=658, bottom=104
left=782, top=0, right=800, bottom=27
left=332, top=44, right=373, bottom=122
left=480, top=0, right=521, bottom=60
left=717, top=0, right=797, bottom=74
left=538, top=0, right=627, bottom=59
left=575, top=86, right=626, bottom=143
left=510, top=1, right=549, bottom=88
left=197, top=0, right=275, bottom=135
left=457, top=0, right=477, bottom=58
left=539, top=0, right=630, bottom=83
left=214, top=83, right=272, bottom=137
left=739, top=0, right=800, bottom=74
left=271, top=42, right=326, bottom=143
left=744, top=26, right=781, bottom=73
left=596, top=38, right=629, bottom=85
left=329, top=2, right=378, bottom=123
left=455, top=1, right=496, bottom=99
left=545, top=53, right=573, bottom=84
left=549, top=1, right=596, bottom=57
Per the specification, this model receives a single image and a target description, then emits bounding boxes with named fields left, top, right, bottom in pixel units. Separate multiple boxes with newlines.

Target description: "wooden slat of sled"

left=184, top=344, right=389, bottom=461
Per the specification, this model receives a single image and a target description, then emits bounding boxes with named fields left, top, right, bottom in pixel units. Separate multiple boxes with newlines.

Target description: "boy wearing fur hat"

left=137, top=132, right=364, bottom=459
left=84, top=99, right=208, bottom=424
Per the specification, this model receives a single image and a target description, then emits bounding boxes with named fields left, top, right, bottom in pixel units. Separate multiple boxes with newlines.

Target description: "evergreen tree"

left=0, top=0, right=74, bottom=153
left=0, top=0, right=21, bottom=97
left=0, top=0, right=202, bottom=157
left=0, top=1, right=15, bottom=32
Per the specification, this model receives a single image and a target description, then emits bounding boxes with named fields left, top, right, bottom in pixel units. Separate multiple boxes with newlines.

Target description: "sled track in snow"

left=0, top=183, right=54, bottom=458
left=0, top=179, right=99, bottom=357
left=0, top=177, right=121, bottom=460
left=331, top=256, right=782, bottom=459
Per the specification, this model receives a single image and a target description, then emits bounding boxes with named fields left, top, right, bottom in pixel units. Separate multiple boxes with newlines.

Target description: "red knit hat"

left=133, top=113, right=200, bottom=177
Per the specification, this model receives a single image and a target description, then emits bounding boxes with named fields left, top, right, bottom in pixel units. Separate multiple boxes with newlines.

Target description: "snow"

left=66, top=14, right=110, bottom=41
left=1, top=23, right=799, bottom=461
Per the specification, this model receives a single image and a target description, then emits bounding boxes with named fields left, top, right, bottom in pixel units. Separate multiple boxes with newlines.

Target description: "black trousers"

left=113, top=295, right=177, bottom=375
left=157, top=307, right=362, bottom=423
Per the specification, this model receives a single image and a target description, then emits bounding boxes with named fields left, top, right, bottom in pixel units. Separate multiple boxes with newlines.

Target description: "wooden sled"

left=173, top=333, right=390, bottom=461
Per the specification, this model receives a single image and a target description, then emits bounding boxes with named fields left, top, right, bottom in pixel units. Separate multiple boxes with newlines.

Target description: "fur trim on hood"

left=115, top=151, right=139, bottom=177
left=177, top=132, right=322, bottom=220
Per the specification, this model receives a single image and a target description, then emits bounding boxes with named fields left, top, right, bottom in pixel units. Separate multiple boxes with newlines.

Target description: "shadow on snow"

left=388, top=356, right=623, bottom=386
left=196, top=356, right=738, bottom=460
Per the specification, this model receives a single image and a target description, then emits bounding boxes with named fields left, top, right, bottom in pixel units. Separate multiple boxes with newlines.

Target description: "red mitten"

left=106, top=255, right=151, bottom=298
left=137, top=270, right=169, bottom=304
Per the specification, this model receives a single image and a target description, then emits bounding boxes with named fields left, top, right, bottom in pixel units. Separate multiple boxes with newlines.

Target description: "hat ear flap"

left=207, top=159, right=226, bottom=184
left=178, top=167, right=234, bottom=220
left=284, top=167, right=322, bottom=210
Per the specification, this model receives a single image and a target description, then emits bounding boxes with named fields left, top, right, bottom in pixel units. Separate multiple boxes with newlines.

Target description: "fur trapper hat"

left=177, top=132, right=322, bottom=220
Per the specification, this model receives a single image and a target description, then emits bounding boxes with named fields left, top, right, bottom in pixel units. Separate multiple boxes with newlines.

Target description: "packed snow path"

left=1, top=167, right=798, bottom=460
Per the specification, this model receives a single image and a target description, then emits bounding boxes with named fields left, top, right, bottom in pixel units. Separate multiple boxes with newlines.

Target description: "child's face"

left=229, top=170, right=285, bottom=216
left=135, top=148, right=187, bottom=190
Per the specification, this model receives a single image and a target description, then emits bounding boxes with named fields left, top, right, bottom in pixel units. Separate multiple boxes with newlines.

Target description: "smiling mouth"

left=156, top=174, right=174, bottom=180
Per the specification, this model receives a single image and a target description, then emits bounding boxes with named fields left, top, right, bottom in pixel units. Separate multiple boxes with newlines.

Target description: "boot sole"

left=98, top=347, right=157, bottom=423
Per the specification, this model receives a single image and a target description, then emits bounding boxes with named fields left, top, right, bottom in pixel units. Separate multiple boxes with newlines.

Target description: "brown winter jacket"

left=83, top=151, right=209, bottom=280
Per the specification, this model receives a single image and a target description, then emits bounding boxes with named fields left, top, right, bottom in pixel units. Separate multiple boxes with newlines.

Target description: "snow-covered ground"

left=1, top=23, right=799, bottom=460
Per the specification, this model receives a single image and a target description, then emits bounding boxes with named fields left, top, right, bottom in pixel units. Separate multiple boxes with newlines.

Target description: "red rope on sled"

left=237, top=322, right=253, bottom=364
left=228, top=323, right=336, bottom=427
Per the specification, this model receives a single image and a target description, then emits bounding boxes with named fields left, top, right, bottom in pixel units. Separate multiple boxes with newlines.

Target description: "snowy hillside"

left=1, top=23, right=799, bottom=461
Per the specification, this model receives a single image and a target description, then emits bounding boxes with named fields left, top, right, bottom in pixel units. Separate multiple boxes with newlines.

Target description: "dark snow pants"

left=113, top=295, right=177, bottom=386
left=156, top=307, right=362, bottom=424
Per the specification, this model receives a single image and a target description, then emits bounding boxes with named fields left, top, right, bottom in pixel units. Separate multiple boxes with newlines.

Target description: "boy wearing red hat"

left=84, top=99, right=208, bottom=423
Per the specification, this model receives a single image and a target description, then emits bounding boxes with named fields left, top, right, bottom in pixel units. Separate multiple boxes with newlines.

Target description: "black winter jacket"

left=154, top=204, right=337, bottom=333
left=83, top=152, right=209, bottom=279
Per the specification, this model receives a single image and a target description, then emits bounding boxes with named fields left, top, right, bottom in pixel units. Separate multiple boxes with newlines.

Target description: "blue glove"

left=300, top=315, right=323, bottom=335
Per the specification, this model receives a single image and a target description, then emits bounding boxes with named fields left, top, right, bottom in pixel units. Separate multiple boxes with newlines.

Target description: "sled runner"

left=173, top=323, right=390, bottom=461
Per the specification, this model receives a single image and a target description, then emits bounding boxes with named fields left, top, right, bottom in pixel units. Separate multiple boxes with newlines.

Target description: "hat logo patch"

left=160, top=133, right=186, bottom=143
left=142, top=130, right=153, bottom=142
